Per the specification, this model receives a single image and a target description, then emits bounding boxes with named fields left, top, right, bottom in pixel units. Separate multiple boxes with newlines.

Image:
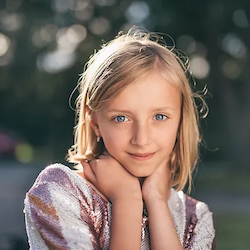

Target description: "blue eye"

left=113, top=116, right=128, bottom=123
left=154, top=114, right=167, bottom=121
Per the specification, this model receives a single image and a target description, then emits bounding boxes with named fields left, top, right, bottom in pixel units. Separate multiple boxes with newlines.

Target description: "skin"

left=81, top=70, right=183, bottom=249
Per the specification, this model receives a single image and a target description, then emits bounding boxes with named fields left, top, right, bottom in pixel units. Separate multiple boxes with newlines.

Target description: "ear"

left=89, top=111, right=101, bottom=137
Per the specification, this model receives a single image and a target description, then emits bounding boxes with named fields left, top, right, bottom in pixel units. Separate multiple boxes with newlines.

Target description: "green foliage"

left=214, top=214, right=250, bottom=250
left=0, top=0, right=249, bottom=166
left=0, top=1, right=249, bottom=248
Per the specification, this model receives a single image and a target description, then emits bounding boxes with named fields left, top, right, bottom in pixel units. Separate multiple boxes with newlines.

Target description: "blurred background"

left=0, top=0, right=249, bottom=249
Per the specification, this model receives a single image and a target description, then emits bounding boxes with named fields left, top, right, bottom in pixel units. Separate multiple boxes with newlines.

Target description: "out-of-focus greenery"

left=191, top=164, right=250, bottom=250
left=0, top=1, right=249, bottom=248
left=215, top=214, right=250, bottom=250
left=193, top=163, right=250, bottom=194
left=0, top=0, right=249, bottom=167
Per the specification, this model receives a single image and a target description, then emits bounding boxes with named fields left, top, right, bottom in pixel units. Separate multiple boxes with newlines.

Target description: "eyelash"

left=154, top=114, right=168, bottom=121
left=112, top=116, right=129, bottom=123
left=112, top=114, right=168, bottom=123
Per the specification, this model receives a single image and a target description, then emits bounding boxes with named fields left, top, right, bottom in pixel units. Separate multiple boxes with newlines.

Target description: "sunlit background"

left=0, top=0, right=249, bottom=249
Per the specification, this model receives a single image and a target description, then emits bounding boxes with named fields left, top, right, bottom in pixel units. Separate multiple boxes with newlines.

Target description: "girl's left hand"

left=142, top=160, right=172, bottom=203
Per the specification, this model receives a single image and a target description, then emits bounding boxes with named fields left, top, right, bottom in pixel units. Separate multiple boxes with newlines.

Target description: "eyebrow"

left=106, top=107, right=176, bottom=114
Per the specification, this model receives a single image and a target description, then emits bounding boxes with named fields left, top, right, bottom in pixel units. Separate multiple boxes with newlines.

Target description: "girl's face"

left=92, top=70, right=181, bottom=177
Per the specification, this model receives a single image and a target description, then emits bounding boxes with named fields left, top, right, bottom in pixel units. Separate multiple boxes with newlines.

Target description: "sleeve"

left=192, top=202, right=216, bottom=250
left=24, top=166, right=100, bottom=250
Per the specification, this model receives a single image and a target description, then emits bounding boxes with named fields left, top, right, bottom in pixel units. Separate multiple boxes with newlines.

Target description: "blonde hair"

left=67, top=27, right=207, bottom=192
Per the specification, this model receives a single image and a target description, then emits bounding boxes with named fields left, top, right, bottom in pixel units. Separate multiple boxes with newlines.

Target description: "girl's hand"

left=81, top=153, right=142, bottom=203
left=142, top=160, right=172, bottom=204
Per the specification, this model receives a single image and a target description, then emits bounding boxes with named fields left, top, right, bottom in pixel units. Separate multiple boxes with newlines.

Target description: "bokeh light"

left=0, top=33, right=11, bottom=57
left=32, top=24, right=58, bottom=48
left=37, top=50, right=76, bottom=73
left=221, top=33, right=247, bottom=59
left=177, top=35, right=196, bottom=54
left=52, top=0, right=75, bottom=13
left=14, top=142, right=34, bottom=163
left=233, top=9, right=249, bottom=28
left=0, top=33, right=13, bottom=66
left=221, top=58, right=242, bottom=79
left=0, top=11, right=24, bottom=31
left=95, top=0, right=116, bottom=6
left=74, top=4, right=93, bottom=21
left=89, top=17, right=110, bottom=35
left=190, top=55, right=210, bottom=79
left=125, top=1, right=150, bottom=24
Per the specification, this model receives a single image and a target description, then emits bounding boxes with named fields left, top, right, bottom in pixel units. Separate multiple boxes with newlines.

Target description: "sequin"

left=24, top=163, right=216, bottom=249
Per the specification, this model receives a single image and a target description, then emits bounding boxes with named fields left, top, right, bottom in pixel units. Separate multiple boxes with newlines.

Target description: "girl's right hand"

left=81, top=153, right=142, bottom=203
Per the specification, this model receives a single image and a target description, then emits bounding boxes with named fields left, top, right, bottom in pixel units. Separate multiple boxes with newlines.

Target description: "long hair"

left=67, top=27, right=207, bottom=192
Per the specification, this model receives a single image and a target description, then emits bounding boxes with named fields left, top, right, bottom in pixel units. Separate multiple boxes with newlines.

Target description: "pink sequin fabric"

left=24, top=164, right=216, bottom=249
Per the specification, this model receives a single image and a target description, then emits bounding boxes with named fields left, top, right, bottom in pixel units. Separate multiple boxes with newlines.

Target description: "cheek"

left=159, top=135, right=176, bottom=152
left=158, top=126, right=179, bottom=150
left=100, top=126, right=130, bottom=152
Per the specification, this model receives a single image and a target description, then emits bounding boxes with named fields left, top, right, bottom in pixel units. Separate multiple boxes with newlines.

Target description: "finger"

left=88, top=158, right=100, bottom=171
left=81, top=161, right=96, bottom=185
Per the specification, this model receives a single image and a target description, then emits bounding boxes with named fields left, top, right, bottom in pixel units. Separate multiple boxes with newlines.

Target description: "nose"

left=130, top=122, right=151, bottom=147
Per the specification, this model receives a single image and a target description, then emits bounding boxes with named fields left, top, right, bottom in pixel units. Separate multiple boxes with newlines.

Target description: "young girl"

left=24, top=27, right=216, bottom=249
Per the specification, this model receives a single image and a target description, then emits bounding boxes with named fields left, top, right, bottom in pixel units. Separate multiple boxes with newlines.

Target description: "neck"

left=138, top=177, right=145, bottom=187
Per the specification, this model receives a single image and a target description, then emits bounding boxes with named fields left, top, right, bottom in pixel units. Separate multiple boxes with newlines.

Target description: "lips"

left=131, top=153, right=153, bottom=157
left=128, top=152, right=155, bottom=161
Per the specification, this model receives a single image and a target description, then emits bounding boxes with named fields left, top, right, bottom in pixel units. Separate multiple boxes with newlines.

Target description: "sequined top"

left=24, top=163, right=216, bottom=250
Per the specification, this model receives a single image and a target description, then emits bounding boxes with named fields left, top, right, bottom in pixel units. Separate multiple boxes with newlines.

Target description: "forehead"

left=105, top=70, right=181, bottom=112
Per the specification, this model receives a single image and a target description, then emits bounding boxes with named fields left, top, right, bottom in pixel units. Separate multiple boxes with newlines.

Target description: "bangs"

left=87, top=47, right=159, bottom=111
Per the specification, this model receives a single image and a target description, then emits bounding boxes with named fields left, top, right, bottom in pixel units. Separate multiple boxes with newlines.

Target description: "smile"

left=128, top=152, right=155, bottom=161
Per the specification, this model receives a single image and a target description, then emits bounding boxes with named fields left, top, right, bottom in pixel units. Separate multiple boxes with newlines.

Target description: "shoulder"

left=26, top=163, right=81, bottom=197
left=184, top=194, right=215, bottom=248
left=25, top=163, right=109, bottom=211
left=24, top=164, right=110, bottom=249
left=183, top=193, right=214, bottom=230
left=169, top=188, right=213, bottom=218
left=29, top=163, right=79, bottom=186
left=25, top=163, right=96, bottom=210
left=169, top=189, right=215, bottom=248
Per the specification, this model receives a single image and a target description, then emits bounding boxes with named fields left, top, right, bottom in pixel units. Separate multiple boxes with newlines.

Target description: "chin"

left=129, top=169, right=154, bottom=178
